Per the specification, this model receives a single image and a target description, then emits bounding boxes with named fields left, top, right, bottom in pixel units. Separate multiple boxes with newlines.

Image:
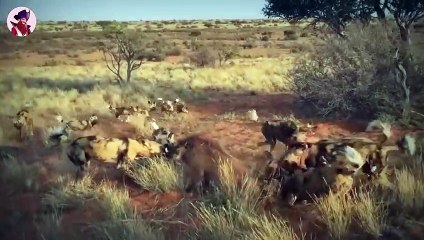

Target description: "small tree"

left=263, top=0, right=424, bottom=44
left=262, top=0, right=373, bottom=37
left=213, top=42, right=240, bottom=66
left=100, top=31, right=146, bottom=85
left=189, top=47, right=217, bottom=67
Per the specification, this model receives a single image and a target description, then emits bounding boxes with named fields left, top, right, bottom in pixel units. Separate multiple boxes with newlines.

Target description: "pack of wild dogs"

left=10, top=100, right=423, bottom=205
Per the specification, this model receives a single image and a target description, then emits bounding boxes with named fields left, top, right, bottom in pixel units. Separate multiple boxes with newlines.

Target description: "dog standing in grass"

left=13, top=109, right=34, bottom=142
left=66, top=135, right=165, bottom=179
left=279, top=145, right=365, bottom=205
left=259, top=119, right=314, bottom=152
left=396, top=132, right=424, bottom=157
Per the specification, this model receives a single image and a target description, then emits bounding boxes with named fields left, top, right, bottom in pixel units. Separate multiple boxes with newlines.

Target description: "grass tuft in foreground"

left=125, top=157, right=184, bottom=193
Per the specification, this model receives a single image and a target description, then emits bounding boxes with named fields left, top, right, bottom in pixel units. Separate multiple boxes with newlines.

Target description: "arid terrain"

left=0, top=19, right=423, bottom=240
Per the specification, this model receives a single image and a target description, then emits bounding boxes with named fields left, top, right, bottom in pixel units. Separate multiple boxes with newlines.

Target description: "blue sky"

left=0, top=0, right=268, bottom=21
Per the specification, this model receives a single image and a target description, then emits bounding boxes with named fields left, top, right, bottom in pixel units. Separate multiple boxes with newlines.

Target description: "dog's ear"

left=168, top=133, right=175, bottom=143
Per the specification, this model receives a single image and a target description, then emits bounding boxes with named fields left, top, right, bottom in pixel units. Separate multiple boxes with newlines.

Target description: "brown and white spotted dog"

left=13, top=109, right=34, bottom=141
left=156, top=98, right=174, bottom=114
left=66, top=114, right=98, bottom=131
left=396, top=132, right=424, bottom=157
left=108, top=103, right=155, bottom=121
left=148, top=119, right=175, bottom=145
left=66, top=135, right=166, bottom=179
left=174, top=98, right=188, bottom=113
left=278, top=145, right=365, bottom=205
left=259, top=119, right=315, bottom=152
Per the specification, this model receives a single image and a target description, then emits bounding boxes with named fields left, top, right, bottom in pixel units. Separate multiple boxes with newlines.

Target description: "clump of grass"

left=159, top=113, right=190, bottom=122
left=218, top=159, right=261, bottom=210
left=215, top=112, right=239, bottom=121
left=42, top=59, right=61, bottom=66
left=248, top=214, right=300, bottom=240
left=191, top=160, right=299, bottom=239
left=36, top=208, right=64, bottom=240
left=314, top=191, right=353, bottom=239
left=125, top=157, right=183, bottom=193
left=393, top=156, right=424, bottom=216
left=272, top=113, right=300, bottom=125
left=352, top=190, right=387, bottom=238
left=1, top=157, right=39, bottom=193
left=96, top=182, right=133, bottom=220
left=42, top=175, right=95, bottom=211
left=89, top=217, right=165, bottom=240
left=193, top=203, right=246, bottom=239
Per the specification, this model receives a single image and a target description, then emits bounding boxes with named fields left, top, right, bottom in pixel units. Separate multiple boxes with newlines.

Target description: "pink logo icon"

left=6, top=7, right=37, bottom=37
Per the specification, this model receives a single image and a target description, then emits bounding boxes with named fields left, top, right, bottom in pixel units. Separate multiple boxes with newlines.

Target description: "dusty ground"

left=1, top=90, right=420, bottom=240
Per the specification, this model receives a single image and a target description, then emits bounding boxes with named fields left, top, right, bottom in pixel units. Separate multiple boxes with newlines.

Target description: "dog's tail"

left=365, top=119, right=392, bottom=144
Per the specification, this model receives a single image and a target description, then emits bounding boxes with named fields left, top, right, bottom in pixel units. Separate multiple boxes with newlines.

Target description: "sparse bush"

left=74, top=59, right=86, bottom=66
left=213, top=43, right=239, bottom=66
left=283, top=29, right=298, bottom=40
left=204, top=22, right=214, bottom=28
left=43, top=59, right=61, bottom=67
left=289, top=22, right=422, bottom=121
left=241, top=39, right=257, bottom=49
left=260, top=35, right=270, bottom=41
left=141, top=50, right=166, bottom=62
left=300, top=32, right=309, bottom=38
left=164, top=46, right=182, bottom=56
left=189, top=30, right=201, bottom=37
left=189, top=47, right=217, bottom=67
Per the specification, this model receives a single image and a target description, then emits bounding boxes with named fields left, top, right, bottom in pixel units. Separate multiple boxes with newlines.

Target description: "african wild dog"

left=148, top=119, right=175, bottom=145
left=396, top=132, right=424, bottom=157
left=170, top=134, right=249, bottom=194
left=174, top=98, right=188, bottom=113
left=66, top=135, right=165, bottom=179
left=278, top=145, right=364, bottom=205
left=13, top=109, right=34, bottom=141
left=156, top=98, right=174, bottom=114
left=259, top=119, right=315, bottom=152
left=108, top=102, right=155, bottom=120
left=247, top=109, right=259, bottom=122
left=66, top=114, right=98, bottom=131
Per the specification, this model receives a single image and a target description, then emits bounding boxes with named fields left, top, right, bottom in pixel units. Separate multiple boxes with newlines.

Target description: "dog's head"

left=147, top=100, right=157, bottom=111
left=88, top=114, right=99, bottom=126
left=331, top=145, right=365, bottom=174
left=13, top=111, right=30, bottom=129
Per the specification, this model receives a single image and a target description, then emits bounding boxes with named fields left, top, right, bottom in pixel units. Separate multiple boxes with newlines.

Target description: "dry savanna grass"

left=1, top=156, right=40, bottom=194
left=393, top=155, right=424, bottom=218
left=192, top=160, right=300, bottom=240
left=39, top=174, right=166, bottom=239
